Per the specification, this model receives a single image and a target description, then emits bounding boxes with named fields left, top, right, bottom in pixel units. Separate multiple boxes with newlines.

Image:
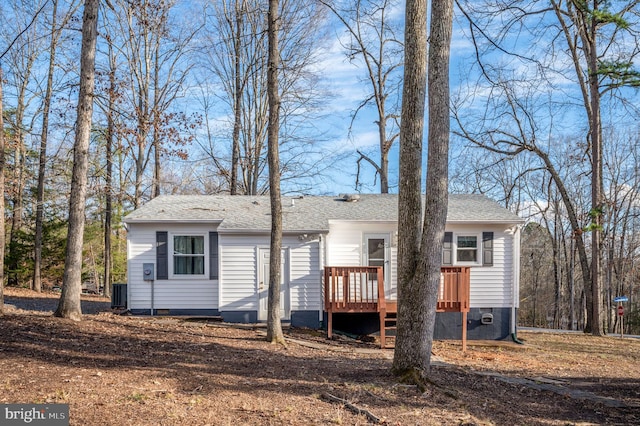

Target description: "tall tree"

left=0, top=66, right=5, bottom=313
left=3, top=1, right=41, bottom=287
left=102, top=35, right=119, bottom=300
left=199, top=0, right=328, bottom=195
left=55, top=0, right=99, bottom=321
left=319, top=0, right=403, bottom=193
left=108, top=0, right=197, bottom=207
left=392, top=0, right=453, bottom=383
left=266, top=0, right=285, bottom=345
left=455, top=0, right=640, bottom=335
left=0, top=0, right=53, bottom=294
left=33, top=0, right=79, bottom=293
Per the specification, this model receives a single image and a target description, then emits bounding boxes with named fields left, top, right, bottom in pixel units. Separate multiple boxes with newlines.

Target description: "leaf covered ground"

left=1, top=287, right=639, bottom=425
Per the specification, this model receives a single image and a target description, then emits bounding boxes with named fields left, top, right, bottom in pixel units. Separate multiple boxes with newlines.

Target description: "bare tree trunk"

left=569, top=236, right=575, bottom=329
left=103, top=45, right=117, bottom=300
left=0, top=67, right=6, bottom=313
left=7, top=66, right=31, bottom=287
left=418, top=0, right=453, bottom=369
left=393, top=0, right=428, bottom=377
left=55, top=0, right=99, bottom=321
left=152, top=42, right=161, bottom=199
left=230, top=0, right=244, bottom=195
left=266, top=0, right=285, bottom=344
left=587, top=29, right=604, bottom=335
left=320, top=0, right=402, bottom=194
left=34, top=0, right=61, bottom=293
left=393, top=0, right=453, bottom=382
left=552, top=205, right=561, bottom=328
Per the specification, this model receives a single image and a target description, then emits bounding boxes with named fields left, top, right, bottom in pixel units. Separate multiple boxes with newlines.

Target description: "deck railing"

left=324, top=265, right=471, bottom=350
left=438, top=267, right=471, bottom=312
left=324, top=266, right=470, bottom=312
left=323, top=266, right=385, bottom=313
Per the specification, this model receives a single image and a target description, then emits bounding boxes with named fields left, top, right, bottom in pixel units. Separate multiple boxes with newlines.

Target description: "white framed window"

left=171, top=234, right=207, bottom=277
left=454, top=233, right=481, bottom=265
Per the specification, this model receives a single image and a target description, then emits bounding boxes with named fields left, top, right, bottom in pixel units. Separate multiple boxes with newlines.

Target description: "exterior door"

left=364, top=234, right=390, bottom=298
left=258, top=248, right=290, bottom=321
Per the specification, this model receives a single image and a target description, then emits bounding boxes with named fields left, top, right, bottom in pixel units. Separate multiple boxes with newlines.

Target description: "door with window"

left=364, top=234, right=390, bottom=298
left=258, top=248, right=290, bottom=321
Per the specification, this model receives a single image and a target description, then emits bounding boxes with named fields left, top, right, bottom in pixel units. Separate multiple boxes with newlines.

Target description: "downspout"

left=511, top=224, right=524, bottom=344
left=319, top=234, right=325, bottom=325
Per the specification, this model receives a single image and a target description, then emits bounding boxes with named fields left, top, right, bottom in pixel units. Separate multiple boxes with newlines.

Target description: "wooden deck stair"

left=324, top=266, right=471, bottom=350
left=379, top=301, right=397, bottom=349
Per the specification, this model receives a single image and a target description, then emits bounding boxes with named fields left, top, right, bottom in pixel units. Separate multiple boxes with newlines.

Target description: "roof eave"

left=124, top=218, right=224, bottom=225
left=218, top=228, right=330, bottom=234
left=446, top=219, right=525, bottom=225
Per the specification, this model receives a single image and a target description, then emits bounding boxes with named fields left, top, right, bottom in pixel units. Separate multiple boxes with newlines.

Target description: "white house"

left=123, top=194, right=524, bottom=340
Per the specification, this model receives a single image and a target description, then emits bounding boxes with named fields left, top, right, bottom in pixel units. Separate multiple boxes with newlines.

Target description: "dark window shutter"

left=156, top=231, right=168, bottom=280
left=483, top=232, right=494, bottom=266
left=442, top=232, right=453, bottom=265
left=209, top=232, right=219, bottom=280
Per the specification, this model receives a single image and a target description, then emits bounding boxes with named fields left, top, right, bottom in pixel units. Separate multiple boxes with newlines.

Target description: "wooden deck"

left=324, top=266, right=471, bottom=350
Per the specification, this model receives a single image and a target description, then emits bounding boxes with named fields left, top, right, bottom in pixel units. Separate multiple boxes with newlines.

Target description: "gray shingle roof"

left=123, top=194, right=523, bottom=231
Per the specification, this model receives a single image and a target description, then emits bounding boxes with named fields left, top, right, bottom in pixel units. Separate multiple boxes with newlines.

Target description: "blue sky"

left=307, top=1, right=479, bottom=195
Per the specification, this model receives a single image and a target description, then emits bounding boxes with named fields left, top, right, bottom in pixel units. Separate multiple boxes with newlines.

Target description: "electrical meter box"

left=143, top=263, right=155, bottom=281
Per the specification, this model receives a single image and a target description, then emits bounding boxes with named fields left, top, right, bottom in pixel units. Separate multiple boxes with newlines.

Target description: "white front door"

left=258, top=248, right=290, bottom=321
left=364, top=234, right=391, bottom=298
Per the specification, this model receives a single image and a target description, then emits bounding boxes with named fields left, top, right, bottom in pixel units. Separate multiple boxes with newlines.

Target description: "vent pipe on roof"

left=342, top=194, right=360, bottom=202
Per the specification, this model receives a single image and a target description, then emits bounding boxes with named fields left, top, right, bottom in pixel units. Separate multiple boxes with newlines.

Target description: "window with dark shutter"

left=482, top=232, right=494, bottom=266
left=209, top=232, right=219, bottom=280
left=442, top=232, right=453, bottom=265
left=156, top=231, right=168, bottom=280
left=173, top=236, right=205, bottom=274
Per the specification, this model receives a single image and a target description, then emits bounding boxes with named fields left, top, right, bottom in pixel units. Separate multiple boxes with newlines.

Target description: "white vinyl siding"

left=127, top=223, right=218, bottom=311
left=219, top=234, right=322, bottom=312
left=447, top=224, right=514, bottom=308
left=389, top=245, right=398, bottom=299
left=219, top=235, right=261, bottom=311
left=289, top=240, right=321, bottom=311
left=127, top=220, right=517, bottom=314
left=326, top=224, right=362, bottom=265
left=327, top=222, right=397, bottom=299
left=325, top=222, right=516, bottom=309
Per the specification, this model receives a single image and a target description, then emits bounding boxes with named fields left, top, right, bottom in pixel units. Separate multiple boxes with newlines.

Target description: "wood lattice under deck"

left=323, top=266, right=471, bottom=350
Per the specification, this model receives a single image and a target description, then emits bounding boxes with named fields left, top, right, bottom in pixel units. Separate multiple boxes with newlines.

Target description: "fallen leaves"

left=1, top=288, right=639, bottom=425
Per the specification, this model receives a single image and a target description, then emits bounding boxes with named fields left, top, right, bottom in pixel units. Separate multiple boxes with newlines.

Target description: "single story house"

left=123, top=194, right=524, bottom=340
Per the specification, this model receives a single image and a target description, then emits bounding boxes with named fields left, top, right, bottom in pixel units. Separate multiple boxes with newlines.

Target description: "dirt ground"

left=1, top=288, right=639, bottom=425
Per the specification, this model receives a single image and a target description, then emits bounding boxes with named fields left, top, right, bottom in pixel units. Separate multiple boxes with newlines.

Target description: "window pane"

left=173, top=235, right=205, bottom=275
left=457, top=236, right=477, bottom=248
left=368, top=239, right=385, bottom=261
left=174, top=256, right=204, bottom=275
left=174, top=236, right=204, bottom=254
left=457, top=249, right=477, bottom=262
left=456, top=235, right=478, bottom=263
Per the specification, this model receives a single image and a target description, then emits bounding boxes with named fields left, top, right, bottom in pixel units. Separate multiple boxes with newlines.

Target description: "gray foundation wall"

left=130, top=308, right=220, bottom=316
left=221, top=310, right=321, bottom=328
left=127, top=308, right=512, bottom=340
left=327, top=308, right=513, bottom=340
left=434, top=308, right=512, bottom=340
